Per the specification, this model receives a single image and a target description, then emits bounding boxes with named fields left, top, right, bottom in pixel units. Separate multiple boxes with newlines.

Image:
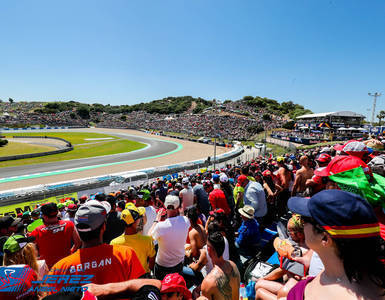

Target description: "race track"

left=0, top=128, right=228, bottom=191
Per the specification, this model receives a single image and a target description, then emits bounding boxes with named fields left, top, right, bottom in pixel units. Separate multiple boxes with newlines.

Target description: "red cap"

left=334, top=140, right=369, bottom=158
left=262, top=170, right=272, bottom=177
left=67, top=203, right=77, bottom=211
left=316, top=153, right=331, bottom=163
left=209, top=208, right=225, bottom=216
left=161, top=273, right=192, bottom=300
left=237, top=175, right=248, bottom=185
left=80, top=195, right=88, bottom=200
left=314, top=155, right=371, bottom=177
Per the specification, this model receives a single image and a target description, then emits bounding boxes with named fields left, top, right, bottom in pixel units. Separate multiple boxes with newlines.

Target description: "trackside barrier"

left=0, top=136, right=73, bottom=162
left=0, top=146, right=244, bottom=209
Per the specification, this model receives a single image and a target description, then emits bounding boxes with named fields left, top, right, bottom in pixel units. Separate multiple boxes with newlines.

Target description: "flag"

left=329, top=167, right=385, bottom=208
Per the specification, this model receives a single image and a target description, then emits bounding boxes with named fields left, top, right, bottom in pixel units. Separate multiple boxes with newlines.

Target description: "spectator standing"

left=180, top=177, right=195, bottom=212
left=291, top=156, right=314, bottom=196
left=63, top=203, right=77, bottom=223
left=150, top=195, right=190, bottom=280
left=49, top=200, right=145, bottom=287
left=102, top=195, right=125, bottom=243
left=192, top=177, right=211, bottom=217
left=239, top=176, right=267, bottom=220
left=208, top=182, right=231, bottom=216
left=137, top=189, right=157, bottom=236
left=110, top=205, right=156, bottom=274
left=30, top=203, right=81, bottom=268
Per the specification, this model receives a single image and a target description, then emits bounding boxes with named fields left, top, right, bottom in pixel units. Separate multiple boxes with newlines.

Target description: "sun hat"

left=164, top=195, right=180, bottom=210
left=75, top=200, right=110, bottom=232
left=288, top=189, right=380, bottom=239
left=238, top=205, right=255, bottom=219
left=160, top=273, right=192, bottom=300
left=334, top=140, right=369, bottom=158
left=314, top=155, right=371, bottom=177
left=41, top=203, right=58, bottom=217
left=3, top=234, right=35, bottom=254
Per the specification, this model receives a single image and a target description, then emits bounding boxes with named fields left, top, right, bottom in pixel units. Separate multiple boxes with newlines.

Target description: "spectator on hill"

left=49, top=200, right=145, bottom=287
left=149, top=195, right=190, bottom=280
left=30, top=202, right=81, bottom=268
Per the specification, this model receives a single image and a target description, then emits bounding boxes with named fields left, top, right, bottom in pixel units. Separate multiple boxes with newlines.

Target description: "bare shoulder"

left=228, top=260, right=240, bottom=279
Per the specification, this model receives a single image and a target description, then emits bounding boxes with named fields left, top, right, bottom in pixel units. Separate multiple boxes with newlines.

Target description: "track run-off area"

left=0, top=128, right=229, bottom=192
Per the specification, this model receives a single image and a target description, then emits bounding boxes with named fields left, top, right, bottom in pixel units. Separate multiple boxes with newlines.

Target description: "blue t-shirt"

left=236, top=218, right=261, bottom=249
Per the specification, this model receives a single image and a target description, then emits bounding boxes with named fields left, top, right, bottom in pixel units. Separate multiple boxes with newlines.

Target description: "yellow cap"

left=121, top=206, right=141, bottom=226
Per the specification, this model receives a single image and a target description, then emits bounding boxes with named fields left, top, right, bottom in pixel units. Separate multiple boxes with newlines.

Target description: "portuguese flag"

left=329, top=167, right=385, bottom=208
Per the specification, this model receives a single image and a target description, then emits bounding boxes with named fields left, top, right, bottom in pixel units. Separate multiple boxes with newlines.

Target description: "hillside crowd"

left=1, top=137, right=385, bottom=299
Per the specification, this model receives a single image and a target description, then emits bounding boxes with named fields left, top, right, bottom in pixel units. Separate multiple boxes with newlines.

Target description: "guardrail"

left=0, top=145, right=244, bottom=205
left=0, top=136, right=73, bottom=162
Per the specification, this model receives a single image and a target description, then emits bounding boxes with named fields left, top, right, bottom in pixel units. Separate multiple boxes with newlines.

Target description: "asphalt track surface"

left=0, top=128, right=228, bottom=191
left=0, top=129, right=179, bottom=179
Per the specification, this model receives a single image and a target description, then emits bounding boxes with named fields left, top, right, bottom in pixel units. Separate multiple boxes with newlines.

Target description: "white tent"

left=338, top=127, right=348, bottom=130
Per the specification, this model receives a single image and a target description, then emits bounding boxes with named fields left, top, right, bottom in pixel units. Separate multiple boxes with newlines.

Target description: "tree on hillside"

left=8, top=98, right=14, bottom=104
left=377, top=110, right=385, bottom=126
left=77, top=105, right=90, bottom=119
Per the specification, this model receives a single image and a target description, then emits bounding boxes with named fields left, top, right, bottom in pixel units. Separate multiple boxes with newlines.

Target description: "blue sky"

left=1, top=0, right=384, bottom=118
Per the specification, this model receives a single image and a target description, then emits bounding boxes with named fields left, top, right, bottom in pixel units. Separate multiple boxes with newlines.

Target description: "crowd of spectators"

left=0, top=102, right=285, bottom=140
left=1, top=137, right=385, bottom=299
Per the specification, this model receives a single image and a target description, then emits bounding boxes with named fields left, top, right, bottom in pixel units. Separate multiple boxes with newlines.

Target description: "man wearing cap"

left=49, top=200, right=145, bottom=288
left=110, top=205, right=156, bottom=274
left=30, top=202, right=81, bottom=268
left=137, top=189, right=157, bottom=236
left=208, top=179, right=231, bottom=216
left=63, top=203, right=77, bottom=223
left=238, top=175, right=267, bottom=220
left=235, top=205, right=261, bottom=257
left=0, top=216, right=20, bottom=265
left=27, top=209, right=43, bottom=232
left=149, top=195, right=190, bottom=280
left=286, top=190, right=385, bottom=300
left=102, top=195, right=126, bottom=244
left=180, top=177, right=195, bottom=213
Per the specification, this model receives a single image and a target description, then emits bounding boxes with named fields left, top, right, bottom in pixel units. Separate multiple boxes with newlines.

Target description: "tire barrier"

left=0, top=136, right=73, bottom=162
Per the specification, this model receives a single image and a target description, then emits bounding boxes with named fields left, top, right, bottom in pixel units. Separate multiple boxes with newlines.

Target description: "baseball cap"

left=137, top=189, right=150, bottom=201
left=182, top=177, right=189, bottom=185
left=164, top=195, right=180, bottom=209
left=75, top=200, right=110, bottom=232
left=160, top=273, right=192, bottom=300
left=3, top=234, right=35, bottom=255
left=314, top=155, right=371, bottom=177
left=41, top=203, right=58, bottom=217
left=212, top=174, right=220, bottom=182
left=121, top=206, right=141, bottom=226
left=237, top=175, right=248, bottom=185
left=219, top=173, right=229, bottom=183
left=288, top=189, right=380, bottom=239
left=277, top=156, right=285, bottom=162
left=67, top=203, right=78, bottom=212
left=335, top=140, right=368, bottom=158
left=320, top=147, right=331, bottom=153
left=316, top=153, right=331, bottom=163
left=262, top=170, right=272, bottom=177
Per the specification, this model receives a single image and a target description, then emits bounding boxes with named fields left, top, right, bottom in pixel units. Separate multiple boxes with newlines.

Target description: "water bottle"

left=239, top=283, right=248, bottom=300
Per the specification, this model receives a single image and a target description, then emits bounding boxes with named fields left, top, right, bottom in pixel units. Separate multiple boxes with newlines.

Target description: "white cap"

left=164, top=195, right=180, bottom=209
left=219, top=173, right=229, bottom=183
left=182, top=177, right=189, bottom=184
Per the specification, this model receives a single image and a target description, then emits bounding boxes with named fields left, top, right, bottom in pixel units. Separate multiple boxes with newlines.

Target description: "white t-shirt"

left=201, top=236, right=230, bottom=277
left=152, top=215, right=190, bottom=267
left=180, top=187, right=194, bottom=211
left=143, top=206, right=157, bottom=236
left=308, top=251, right=324, bottom=276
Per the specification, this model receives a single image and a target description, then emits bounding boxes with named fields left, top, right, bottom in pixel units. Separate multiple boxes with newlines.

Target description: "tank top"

left=287, top=276, right=315, bottom=300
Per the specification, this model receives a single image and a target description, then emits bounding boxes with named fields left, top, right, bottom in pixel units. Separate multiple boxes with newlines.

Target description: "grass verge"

left=0, top=132, right=146, bottom=168
left=0, top=141, right=56, bottom=156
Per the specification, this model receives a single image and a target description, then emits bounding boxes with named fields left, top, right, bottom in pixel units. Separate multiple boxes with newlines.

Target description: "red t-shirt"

left=209, top=189, right=231, bottom=215
left=49, top=244, right=145, bottom=288
left=31, top=220, right=75, bottom=268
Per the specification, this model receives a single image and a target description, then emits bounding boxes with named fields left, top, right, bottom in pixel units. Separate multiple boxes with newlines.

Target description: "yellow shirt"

left=110, top=233, right=155, bottom=273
